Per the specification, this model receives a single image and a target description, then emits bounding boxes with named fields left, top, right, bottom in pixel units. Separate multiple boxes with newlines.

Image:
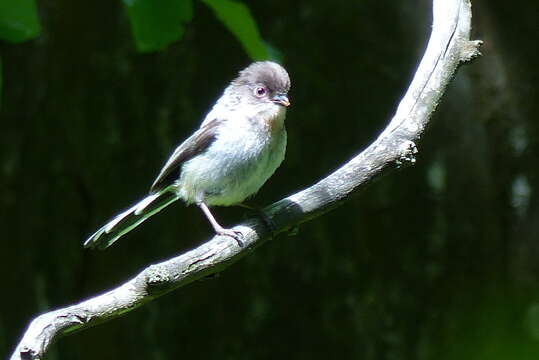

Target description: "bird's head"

left=230, top=61, right=291, bottom=109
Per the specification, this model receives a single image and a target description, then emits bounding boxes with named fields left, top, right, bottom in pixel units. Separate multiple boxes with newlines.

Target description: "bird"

left=83, top=61, right=291, bottom=249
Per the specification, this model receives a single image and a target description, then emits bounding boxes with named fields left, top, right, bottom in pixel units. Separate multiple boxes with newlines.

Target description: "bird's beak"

left=272, top=93, right=290, bottom=107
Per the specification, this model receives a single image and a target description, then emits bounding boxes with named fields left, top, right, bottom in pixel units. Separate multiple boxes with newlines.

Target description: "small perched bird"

left=84, top=61, right=291, bottom=249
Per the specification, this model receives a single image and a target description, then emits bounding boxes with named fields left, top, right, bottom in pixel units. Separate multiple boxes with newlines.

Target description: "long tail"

left=84, top=190, right=179, bottom=250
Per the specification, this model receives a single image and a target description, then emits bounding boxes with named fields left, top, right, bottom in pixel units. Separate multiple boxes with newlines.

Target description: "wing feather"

left=150, top=118, right=224, bottom=193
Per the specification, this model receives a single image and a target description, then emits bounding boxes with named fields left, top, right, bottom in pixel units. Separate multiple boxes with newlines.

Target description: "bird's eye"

left=254, top=86, right=267, bottom=97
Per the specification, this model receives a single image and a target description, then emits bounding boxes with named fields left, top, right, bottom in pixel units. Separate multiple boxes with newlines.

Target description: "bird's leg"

left=197, top=202, right=244, bottom=247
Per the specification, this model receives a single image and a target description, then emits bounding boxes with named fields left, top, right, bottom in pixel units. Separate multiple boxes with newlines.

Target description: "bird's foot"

left=216, top=227, right=244, bottom=247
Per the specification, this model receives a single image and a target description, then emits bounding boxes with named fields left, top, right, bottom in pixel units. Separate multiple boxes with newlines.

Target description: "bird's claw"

left=217, top=228, right=244, bottom=247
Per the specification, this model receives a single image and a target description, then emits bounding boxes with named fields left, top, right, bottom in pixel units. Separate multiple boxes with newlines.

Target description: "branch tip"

left=459, top=39, right=483, bottom=63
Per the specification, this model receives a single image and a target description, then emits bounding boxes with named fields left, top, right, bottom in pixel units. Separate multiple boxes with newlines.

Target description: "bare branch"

left=10, top=1, right=482, bottom=359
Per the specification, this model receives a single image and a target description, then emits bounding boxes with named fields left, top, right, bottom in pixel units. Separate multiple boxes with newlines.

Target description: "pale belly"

left=176, top=127, right=287, bottom=206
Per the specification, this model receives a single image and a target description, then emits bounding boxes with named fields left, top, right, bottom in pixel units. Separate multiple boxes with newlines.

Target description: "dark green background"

left=1, top=0, right=538, bottom=359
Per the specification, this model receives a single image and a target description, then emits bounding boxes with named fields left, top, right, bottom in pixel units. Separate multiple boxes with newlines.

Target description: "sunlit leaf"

left=123, top=0, right=193, bottom=52
left=0, top=0, right=41, bottom=43
left=201, top=0, right=270, bottom=61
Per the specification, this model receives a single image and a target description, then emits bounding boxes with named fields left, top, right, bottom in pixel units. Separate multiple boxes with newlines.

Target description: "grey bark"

left=10, top=0, right=482, bottom=359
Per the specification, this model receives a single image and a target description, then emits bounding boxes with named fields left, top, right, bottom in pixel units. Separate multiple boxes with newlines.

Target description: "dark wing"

left=150, top=118, right=224, bottom=193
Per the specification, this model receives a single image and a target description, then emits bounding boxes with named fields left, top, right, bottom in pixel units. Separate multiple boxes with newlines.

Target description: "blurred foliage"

left=1, top=0, right=539, bottom=359
left=123, top=0, right=270, bottom=56
left=201, top=0, right=271, bottom=60
left=123, top=0, right=270, bottom=57
left=0, top=0, right=40, bottom=42
left=123, top=0, right=194, bottom=52
left=0, top=0, right=270, bottom=59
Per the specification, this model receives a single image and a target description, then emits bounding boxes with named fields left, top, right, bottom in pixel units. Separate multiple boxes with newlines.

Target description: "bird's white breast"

left=177, top=104, right=287, bottom=206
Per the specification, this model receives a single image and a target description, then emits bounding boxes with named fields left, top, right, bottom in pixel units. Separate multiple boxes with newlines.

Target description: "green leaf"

left=123, top=0, right=193, bottom=52
left=201, top=0, right=270, bottom=61
left=0, top=0, right=41, bottom=43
